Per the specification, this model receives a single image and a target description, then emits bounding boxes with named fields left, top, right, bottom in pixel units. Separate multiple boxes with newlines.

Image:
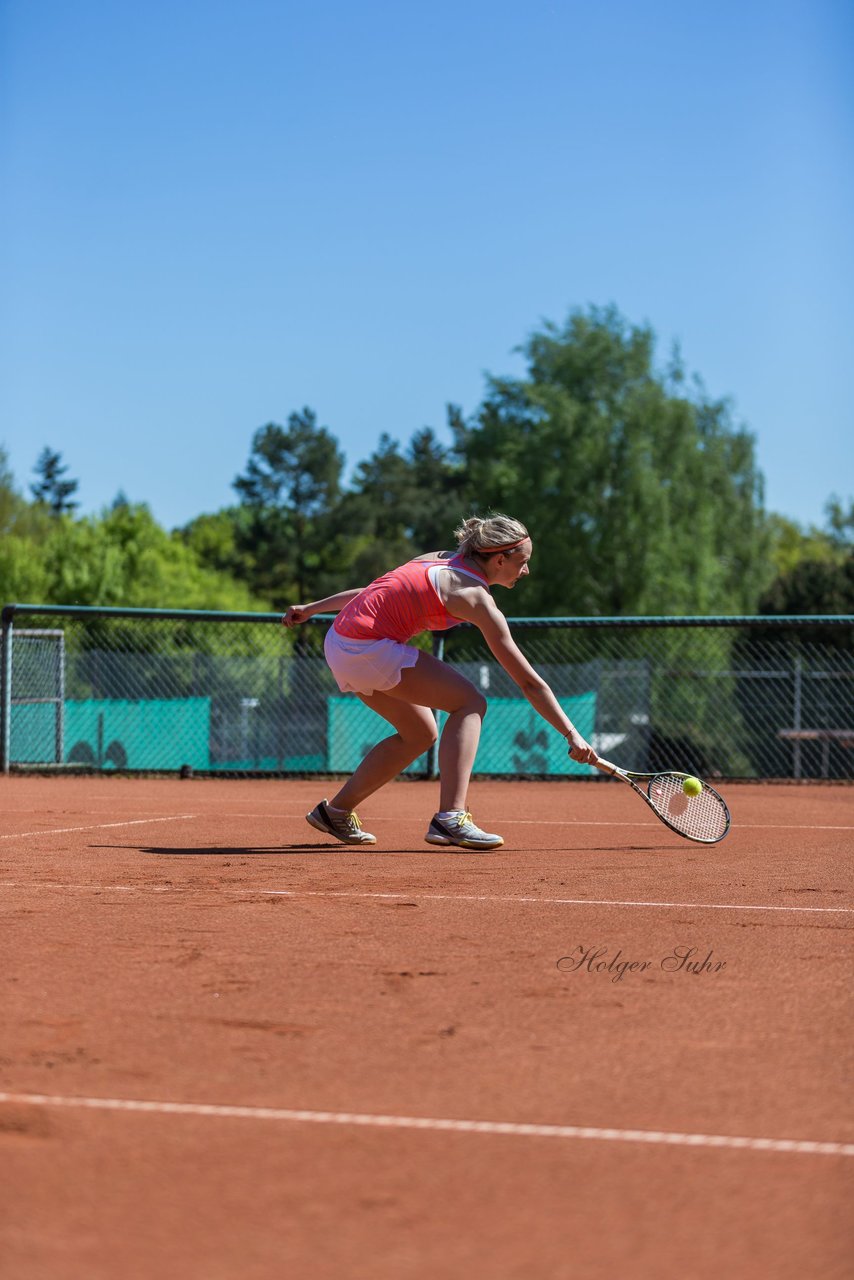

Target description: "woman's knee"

left=444, top=687, right=487, bottom=719
left=463, top=690, right=488, bottom=720
left=397, top=717, right=438, bottom=754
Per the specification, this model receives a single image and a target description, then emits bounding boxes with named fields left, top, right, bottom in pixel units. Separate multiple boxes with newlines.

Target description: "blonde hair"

left=454, top=513, right=529, bottom=558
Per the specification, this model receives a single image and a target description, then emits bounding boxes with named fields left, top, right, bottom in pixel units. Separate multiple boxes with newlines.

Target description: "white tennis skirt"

left=324, top=627, right=420, bottom=696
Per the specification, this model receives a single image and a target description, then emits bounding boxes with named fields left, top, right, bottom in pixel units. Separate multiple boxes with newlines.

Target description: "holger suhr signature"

left=557, top=945, right=727, bottom=983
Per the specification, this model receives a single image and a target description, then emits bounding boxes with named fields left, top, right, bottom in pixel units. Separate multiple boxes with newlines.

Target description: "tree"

left=453, top=305, right=770, bottom=616
left=40, top=502, right=266, bottom=610
left=30, top=447, right=80, bottom=515
left=761, top=497, right=854, bottom=617
left=0, top=440, right=268, bottom=610
left=331, top=434, right=419, bottom=585
left=0, top=446, right=53, bottom=601
left=825, top=496, right=854, bottom=558
left=0, top=445, right=25, bottom=539
left=233, top=408, right=344, bottom=602
left=180, top=506, right=257, bottom=583
left=328, top=427, right=473, bottom=588
left=407, top=426, right=471, bottom=550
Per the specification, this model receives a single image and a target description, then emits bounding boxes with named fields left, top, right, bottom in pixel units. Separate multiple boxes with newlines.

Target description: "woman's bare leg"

left=331, top=696, right=436, bottom=811
left=331, top=651, right=486, bottom=812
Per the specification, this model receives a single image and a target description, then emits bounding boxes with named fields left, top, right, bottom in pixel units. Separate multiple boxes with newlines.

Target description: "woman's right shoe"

left=424, top=811, right=504, bottom=850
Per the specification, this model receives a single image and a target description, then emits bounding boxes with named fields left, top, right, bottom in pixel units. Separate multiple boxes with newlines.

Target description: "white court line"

left=0, top=883, right=849, bottom=914
left=250, top=889, right=853, bottom=915
left=0, top=1090, right=850, bottom=1157
left=0, top=815, right=197, bottom=841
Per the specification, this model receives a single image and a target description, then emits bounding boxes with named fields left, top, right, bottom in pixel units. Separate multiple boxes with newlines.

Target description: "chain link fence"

left=2, top=605, right=852, bottom=780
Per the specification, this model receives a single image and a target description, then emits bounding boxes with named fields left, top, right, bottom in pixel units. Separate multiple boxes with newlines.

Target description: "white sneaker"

left=424, top=811, right=504, bottom=850
left=306, top=800, right=377, bottom=845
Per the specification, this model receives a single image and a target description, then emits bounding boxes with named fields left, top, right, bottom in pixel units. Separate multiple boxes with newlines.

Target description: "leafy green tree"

left=407, top=426, right=471, bottom=550
left=761, top=497, right=854, bottom=616
left=0, top=445, right=18, bottom=530
left=0, top=446, right=54, bottom=600
left=180, top=507, right=258, bottom=588
left=1, top=443, right=268, bottom=611
left=453, top=305, right=770, bottom=616
left=761, top=557, right=854, bottom=616
left=328, top=427, right=472, bottom=588
left=331, top=434, right=418, bottom=586
left=826, top=496, right=854, bottom=552
left=233, top=409, right=344, bottom=602
left=40, top=503, right=265, bottom=610
left=30, top=447, right=80, bottom=515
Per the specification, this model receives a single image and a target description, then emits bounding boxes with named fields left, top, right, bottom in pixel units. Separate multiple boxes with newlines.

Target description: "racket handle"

left=593, top=758, right=620, bottom=778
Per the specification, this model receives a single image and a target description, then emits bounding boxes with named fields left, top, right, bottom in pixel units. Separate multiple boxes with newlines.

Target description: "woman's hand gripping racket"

left=593, top=758, right=731, bottom=844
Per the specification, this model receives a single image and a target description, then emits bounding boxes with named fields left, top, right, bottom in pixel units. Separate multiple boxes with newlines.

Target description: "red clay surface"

left=1, top=775, right=852, bottom=1280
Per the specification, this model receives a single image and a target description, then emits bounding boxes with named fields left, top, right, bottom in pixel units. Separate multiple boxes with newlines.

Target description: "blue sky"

left=2, top=0, right=852, bottom=533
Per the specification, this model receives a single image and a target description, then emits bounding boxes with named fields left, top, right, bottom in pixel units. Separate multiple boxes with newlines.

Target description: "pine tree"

left=30, top=447, right=80, bottom=515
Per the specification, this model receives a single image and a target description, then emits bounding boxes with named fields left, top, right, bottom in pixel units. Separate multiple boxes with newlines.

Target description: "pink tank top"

left=334, top=555, right=488, bottom=643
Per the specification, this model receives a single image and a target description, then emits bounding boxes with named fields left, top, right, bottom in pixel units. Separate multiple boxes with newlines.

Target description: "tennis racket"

left=593, top=758, right=731, bottom=844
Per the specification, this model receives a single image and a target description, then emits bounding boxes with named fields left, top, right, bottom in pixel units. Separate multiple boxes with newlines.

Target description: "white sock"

left=437, top=809, right=465, bottom=820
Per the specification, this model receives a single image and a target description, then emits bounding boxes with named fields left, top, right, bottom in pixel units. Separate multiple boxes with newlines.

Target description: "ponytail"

left=454, top=513, right=529, bottom=557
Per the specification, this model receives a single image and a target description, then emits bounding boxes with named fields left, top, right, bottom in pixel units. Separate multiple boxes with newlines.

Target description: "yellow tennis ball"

left=683, top=776, right=702, bottom=797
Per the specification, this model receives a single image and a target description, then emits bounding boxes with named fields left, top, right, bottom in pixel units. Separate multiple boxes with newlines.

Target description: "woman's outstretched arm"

left=281, top=588, right=365, bottom=627
left=448, top=588, right=600, bottom=765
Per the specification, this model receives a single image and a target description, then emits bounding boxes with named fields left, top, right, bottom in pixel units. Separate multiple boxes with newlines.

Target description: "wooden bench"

left=777, top=728, right=854, bottom=779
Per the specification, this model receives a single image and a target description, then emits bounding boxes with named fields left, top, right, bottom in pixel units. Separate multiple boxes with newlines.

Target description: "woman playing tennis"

left=282, top=514, right=600, bottom=850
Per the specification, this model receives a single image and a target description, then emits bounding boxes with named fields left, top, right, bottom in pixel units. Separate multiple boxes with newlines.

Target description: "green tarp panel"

left=64, top=698, right=211, bottom=769
left=327, top=692, right=597, bottom=775
left=10, top=698, right=211, bottom=769
left=9, top=702, right=60, bottom=764
left=215, top=755, right=326, bottom=772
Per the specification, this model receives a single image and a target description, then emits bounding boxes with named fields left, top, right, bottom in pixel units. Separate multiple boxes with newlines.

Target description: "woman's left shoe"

left=306, top=800, right=377, bottom=845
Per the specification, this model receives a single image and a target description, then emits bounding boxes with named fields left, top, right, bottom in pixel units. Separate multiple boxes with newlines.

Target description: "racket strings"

left=647, top=774, right=729, bottom=842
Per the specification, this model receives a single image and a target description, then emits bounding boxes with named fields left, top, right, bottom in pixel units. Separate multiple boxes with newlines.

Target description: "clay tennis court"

left=1, top=774, right=852, bottom=1279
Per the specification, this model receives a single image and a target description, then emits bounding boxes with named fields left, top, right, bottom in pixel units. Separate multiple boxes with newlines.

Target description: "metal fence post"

left=1, top=607, right=14, bottom=774
left=792, top=654, right=803, bottom=780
